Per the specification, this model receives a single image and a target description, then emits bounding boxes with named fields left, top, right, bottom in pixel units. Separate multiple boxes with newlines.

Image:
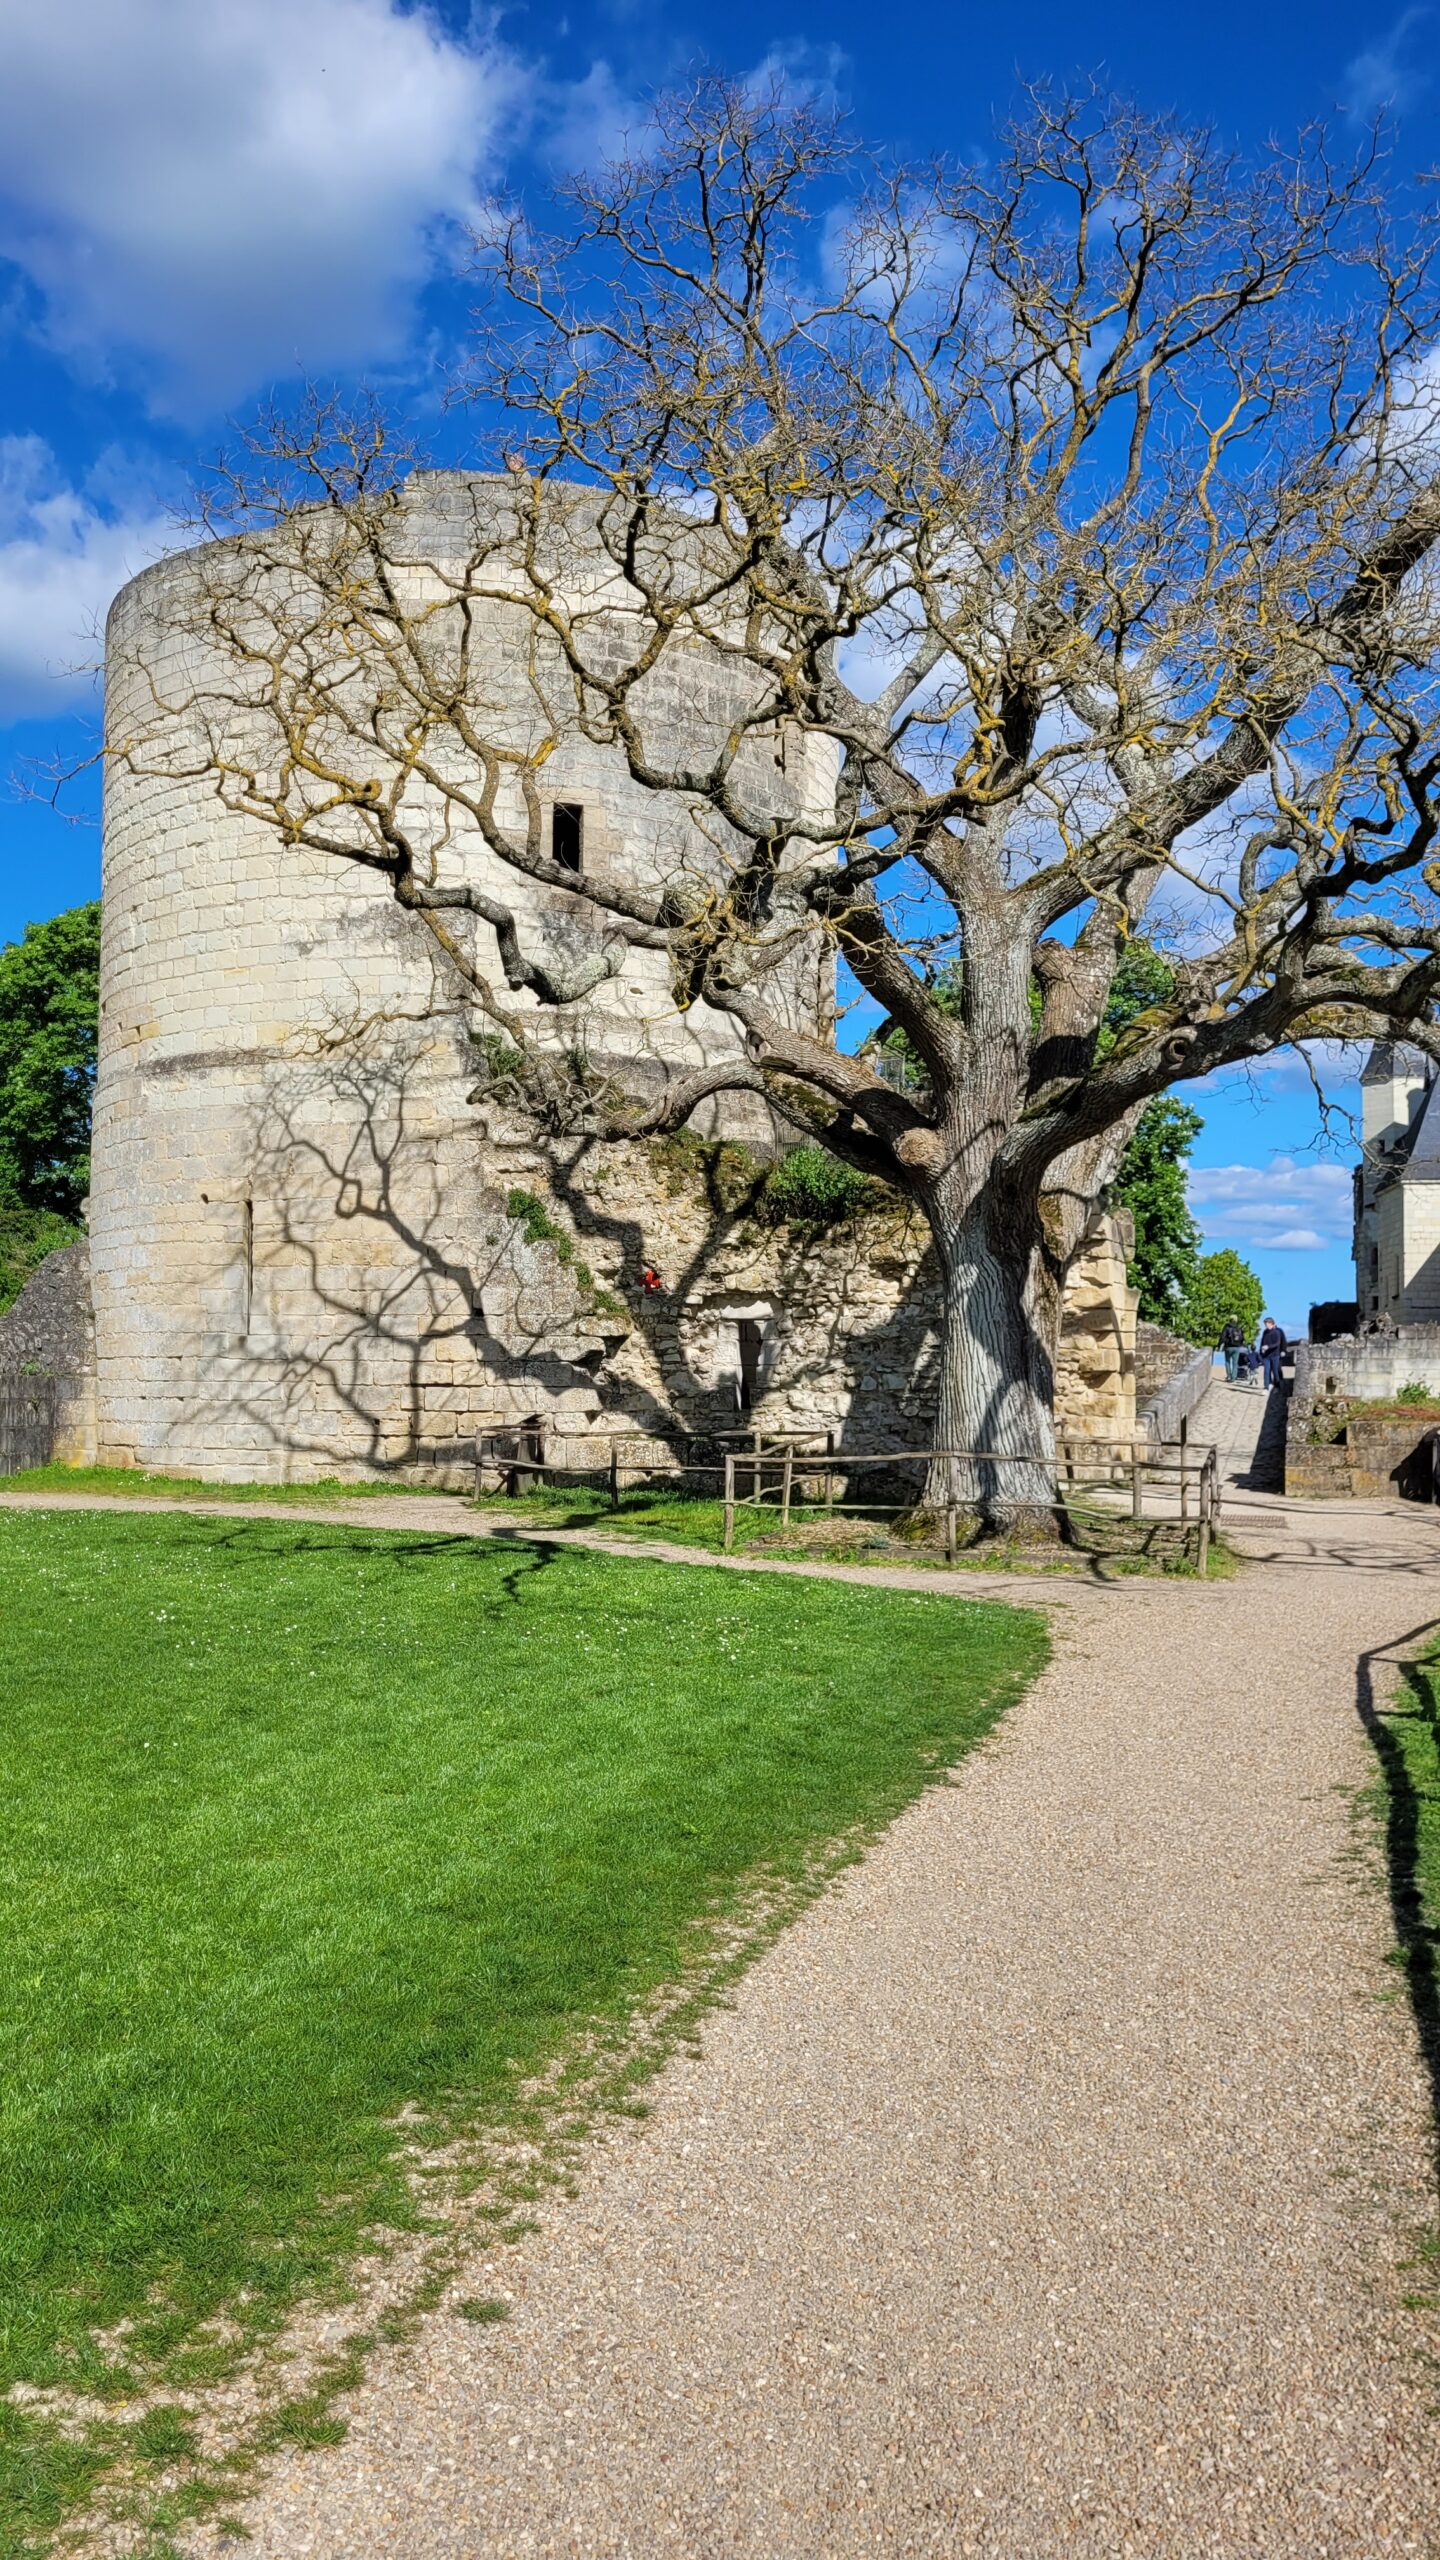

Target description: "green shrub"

left=650, top=1131, right=764, bottom=1212
left=471, top=1031, right=527, bottom=1083
left=506, top=1187, right=574, bottom=1263
left=1395, top=1379, right=1434, bottom=1405
left=504, top=1189, right=601, bottom=1300
left=761, top=1144, right=876, bottom=1228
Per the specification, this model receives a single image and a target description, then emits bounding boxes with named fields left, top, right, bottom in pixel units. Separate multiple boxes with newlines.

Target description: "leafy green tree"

left=1104, top=943, right=1267, bottom=1341
left=1099, top=940, right=1175, bottom=1045
left=1113, top=1096, right=1204, bottom=1326
left=1177, top=1249, right=1264, bottom=1350
left=0, top=904, right=100, bottom=1313
left=0, top=903, right=101, bottom=1219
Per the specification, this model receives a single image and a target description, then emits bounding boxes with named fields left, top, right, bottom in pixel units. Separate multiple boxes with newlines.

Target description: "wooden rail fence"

left=474, top=1423, right=1222, bottom=1576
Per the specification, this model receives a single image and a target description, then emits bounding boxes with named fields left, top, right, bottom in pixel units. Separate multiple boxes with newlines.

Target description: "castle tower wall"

left=92, top=471, right=1149, bottom=1486
left=93, top=475, right=831, bottom=1479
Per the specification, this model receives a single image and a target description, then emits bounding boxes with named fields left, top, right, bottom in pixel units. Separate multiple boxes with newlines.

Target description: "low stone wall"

left=1291, top=1330, right=1440, bottom=1412
left=1142, top=1346, right=1216, bottom=1447
left=1286, top=1331, right=1440, bottom=1498
left=1135, top=1320, right=1195, bottom=1409
left=0, top=1241, right=97, bottom=1472
left=1287, top=1409, right=1440, bottom=1501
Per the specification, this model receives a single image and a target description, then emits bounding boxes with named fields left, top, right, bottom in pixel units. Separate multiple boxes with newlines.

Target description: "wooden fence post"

left=945, top=1502, right=957, bottom=1565
left=609, top=1444, right=620, bottom=1510
left=781, top=1448, right=794, bottom=1529
left=825, top=1428, right=836, bottom=1513
left=723, top=1452, right=736, bottom=1553
left=1131, top=1449, right=1144, bottom=1520
left=1197, top=1451, right=1213, bottom=1577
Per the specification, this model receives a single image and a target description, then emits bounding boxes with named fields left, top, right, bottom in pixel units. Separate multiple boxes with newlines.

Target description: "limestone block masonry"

left=1286, top=1331, right=1440, bottom=1499
left=89, top=470, right=1157, bottom=1484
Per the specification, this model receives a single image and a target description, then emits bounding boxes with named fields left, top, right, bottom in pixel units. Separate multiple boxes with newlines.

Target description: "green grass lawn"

left=0, top=1462, right=454, bottom=1505
left=0, top=1506, right=1044, bottom=2552
left=1372, top=1648, right=1440, bottom=2222
left=0, top=1466, right=1221, bottom=1575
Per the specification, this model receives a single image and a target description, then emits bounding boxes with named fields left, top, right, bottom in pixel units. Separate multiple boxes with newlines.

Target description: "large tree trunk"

left=924, top=1188, right=1061, bottom=1527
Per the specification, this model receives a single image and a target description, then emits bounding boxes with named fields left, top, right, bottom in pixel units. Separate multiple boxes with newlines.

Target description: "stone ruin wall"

left=7, top=1076, right=1141, bottom=1486
left=0, top=1242, right=96, bottom=1474
left=1286, top=1329, right=1440, bottom=1498
left=64, top=1027, right=1144, bottom=1486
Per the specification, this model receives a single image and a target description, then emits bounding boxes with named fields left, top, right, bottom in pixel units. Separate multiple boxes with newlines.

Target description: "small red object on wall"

left=641, top=1264, right=663, bottom=1294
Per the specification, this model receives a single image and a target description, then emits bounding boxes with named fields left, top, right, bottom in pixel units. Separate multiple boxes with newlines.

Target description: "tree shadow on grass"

left=154, top=1513, right=585, bottom=1611
left=1357, top=1616, right=1440, bottom=2192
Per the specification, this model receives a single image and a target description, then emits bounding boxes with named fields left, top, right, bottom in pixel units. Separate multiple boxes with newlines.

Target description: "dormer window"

left=551, top=803, right=584, bottom=875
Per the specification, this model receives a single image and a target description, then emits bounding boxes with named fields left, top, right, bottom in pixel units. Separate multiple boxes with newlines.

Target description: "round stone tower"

left=93, top=473, right=833, bottom=1480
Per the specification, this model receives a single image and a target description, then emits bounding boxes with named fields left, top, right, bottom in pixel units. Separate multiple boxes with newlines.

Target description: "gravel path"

left=10, top=1479, right=1440, bottom=2553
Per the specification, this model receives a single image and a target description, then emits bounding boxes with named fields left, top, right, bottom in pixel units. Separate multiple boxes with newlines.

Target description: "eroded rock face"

left=0, top=1241, right=97, bottom=1471
left=1052, top=1214, right=1139, bottom=1446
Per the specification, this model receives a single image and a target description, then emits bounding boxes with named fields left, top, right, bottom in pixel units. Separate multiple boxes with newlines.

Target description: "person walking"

left=1259, top=1317, right=1288, bottom=1391
left=1219, top=1317, right=1245, bottom=1383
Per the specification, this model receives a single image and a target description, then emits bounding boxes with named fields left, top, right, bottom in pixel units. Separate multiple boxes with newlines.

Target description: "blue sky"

left=0, top=0, right=1431, bottom=1330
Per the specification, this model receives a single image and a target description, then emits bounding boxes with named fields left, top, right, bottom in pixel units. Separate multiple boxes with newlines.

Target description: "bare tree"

left=105, top=83, right=1440, bottom=1519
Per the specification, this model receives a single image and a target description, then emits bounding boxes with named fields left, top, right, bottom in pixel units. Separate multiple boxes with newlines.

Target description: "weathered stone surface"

left=1286, top=1333, right=1440, bottom=1497
left=0, top=1241, right=97, bottom=1469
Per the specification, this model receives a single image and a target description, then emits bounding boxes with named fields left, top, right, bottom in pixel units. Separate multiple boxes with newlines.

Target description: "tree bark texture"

left=926, top=1190, right=1061, bottom=1526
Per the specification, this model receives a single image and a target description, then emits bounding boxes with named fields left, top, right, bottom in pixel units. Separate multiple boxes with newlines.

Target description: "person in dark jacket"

left=1258, top=1318, right=1287, bottom=1390
left=1219, top=1317, right=1244, bottom=1383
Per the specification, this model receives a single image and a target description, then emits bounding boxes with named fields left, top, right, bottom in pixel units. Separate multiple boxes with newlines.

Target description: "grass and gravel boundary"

left=1365, top=1643, right=1440, bottom=2276
left=0, top=1504, right=1044, bottom=2556
left=0, top=1465, right=1233, bottom=1579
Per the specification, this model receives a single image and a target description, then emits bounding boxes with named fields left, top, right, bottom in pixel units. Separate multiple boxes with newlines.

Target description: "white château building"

left=1353, top=1041, right=1440, bottom=1324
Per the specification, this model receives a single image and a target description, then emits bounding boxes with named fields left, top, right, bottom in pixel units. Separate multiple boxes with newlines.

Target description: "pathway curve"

left=9, top=1487, right=1440, bottom=2554
left=1185, top=1369, right=1280, bottom=1490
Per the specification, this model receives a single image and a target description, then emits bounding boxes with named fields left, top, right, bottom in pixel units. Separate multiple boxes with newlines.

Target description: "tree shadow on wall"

left=542, top=1135, right=944, bottom=1451
left=185, top=1042, right=741, bottom=1478
left=182, top=1039, right=1064, bottom=1485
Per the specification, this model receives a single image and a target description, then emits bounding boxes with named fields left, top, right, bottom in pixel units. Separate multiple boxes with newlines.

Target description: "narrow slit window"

left=551, top=802, right=584, bottom=875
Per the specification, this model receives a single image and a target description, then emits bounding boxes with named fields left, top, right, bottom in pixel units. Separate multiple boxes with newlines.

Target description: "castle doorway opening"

left=737, top=1317, right=765, bottom=1415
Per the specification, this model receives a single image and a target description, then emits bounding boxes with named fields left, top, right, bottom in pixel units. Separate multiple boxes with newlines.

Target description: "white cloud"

left=0, top=437, right=171, bottom=720
left=0, top=0, right=519, bottom=408
left=1341, top=8, right=1428, bottom=114
left=1188, top=1157, right=1353, bottom=1256
left=538, top=61, right=644, bottom=174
